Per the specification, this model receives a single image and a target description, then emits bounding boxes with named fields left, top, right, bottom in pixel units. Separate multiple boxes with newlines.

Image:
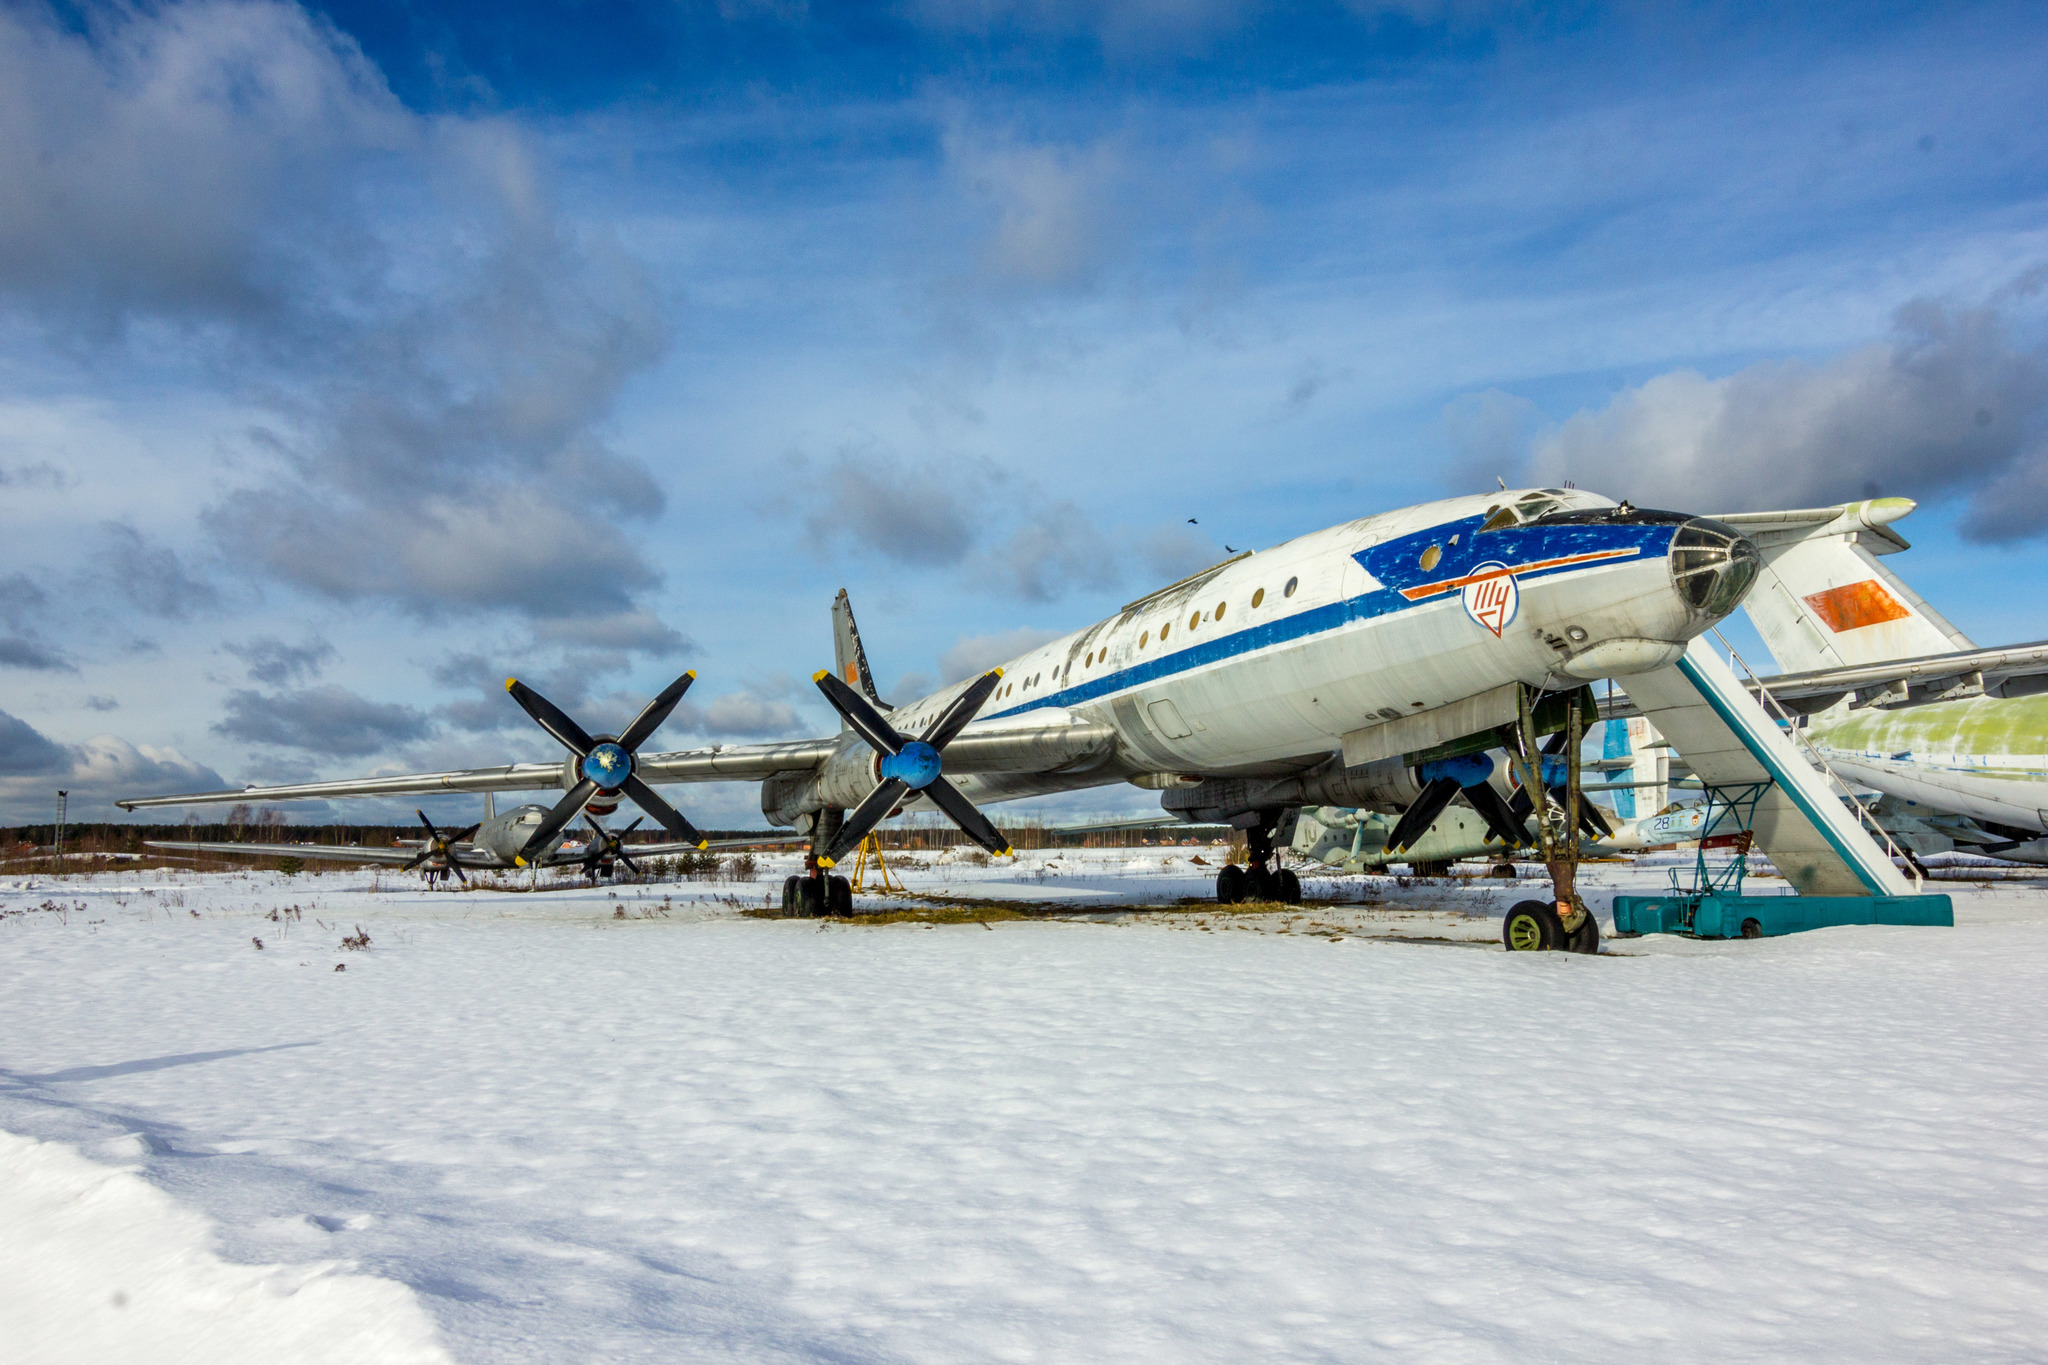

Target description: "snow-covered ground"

left=4, top=848, right=2048, bottom=1363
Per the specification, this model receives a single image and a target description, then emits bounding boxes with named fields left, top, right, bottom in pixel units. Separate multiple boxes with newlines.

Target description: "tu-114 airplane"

left=123, top=486, right=1763, bottom=938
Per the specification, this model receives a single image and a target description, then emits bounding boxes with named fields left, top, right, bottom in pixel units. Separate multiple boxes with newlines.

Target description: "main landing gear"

left=1499, top=684, right=1600, bottom=954
left=1216, top=816, right=1301, bottom=905
left=783, top=807, right=853, bottom=918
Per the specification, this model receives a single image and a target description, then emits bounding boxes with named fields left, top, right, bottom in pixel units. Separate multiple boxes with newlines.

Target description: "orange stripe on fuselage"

left=1398, top=548, right=1640, bottom=601
left=1802, top=579, right=1911, bottom=633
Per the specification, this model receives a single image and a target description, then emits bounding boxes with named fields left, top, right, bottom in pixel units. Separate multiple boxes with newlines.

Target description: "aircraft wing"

left=144, top=840, right=502, bottom=868
left=1601, top=639, right=2048, bottom=721
left=117, top=716, right=1118, bottom=810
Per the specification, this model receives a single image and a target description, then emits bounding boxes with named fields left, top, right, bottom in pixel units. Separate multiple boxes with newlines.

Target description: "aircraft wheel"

left=1244, top=866, right=1275, bottom=902
left=781, top=875, right=801, bottom=917
left=1561, top=909, right=1601, bottom=954
left=829, top=875, right=853, bottom=918
left=1275, top=868, right=1301, bottom=904
left=796, top=877, right=828, bottom=918
left=1740, top=917, right=1763, bottom=940
left=1502, top=899, right=1561, bottom=952
left=1216, top=865, right=1246, bottom=904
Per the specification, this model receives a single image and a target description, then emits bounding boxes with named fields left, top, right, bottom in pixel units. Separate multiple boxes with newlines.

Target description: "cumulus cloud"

left=1135, top=523, right=1224, bottom=583
left=952, top=131, right=1126, bottom=290
left=100, top=522, right=220, bottom=618
left=684, top=690, right=806, bottom=738
left=0, top=637, right=73, bottom=672
left=1469, top=287, right=2048, bottom=538
left=0, top=709, right=69, bottom=775
left=804, top=451, right=992, bottom=567
left=971, top=500, right=1121, bottom=602
left=0, top=709, right=224, bottom=820
left=0, top=3, right=681, bottom=643
left=939, top=627, right=1063, bottom=683
left=224, top=635, right=335, bottom=685
left=214, top=685, right=433, bottom=756
left=0, top=460, right=70, bottom=488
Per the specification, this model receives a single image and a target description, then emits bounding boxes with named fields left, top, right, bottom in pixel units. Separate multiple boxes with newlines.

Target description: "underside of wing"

left=118, top=764, right=568, bottom=811
left=144, top=840, right=502, bottom=868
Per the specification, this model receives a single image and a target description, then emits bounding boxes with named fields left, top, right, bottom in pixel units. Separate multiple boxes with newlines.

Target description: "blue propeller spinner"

left=503, top=672, right=707, bottom=866
left=811, top=666, right=1013, bottom=867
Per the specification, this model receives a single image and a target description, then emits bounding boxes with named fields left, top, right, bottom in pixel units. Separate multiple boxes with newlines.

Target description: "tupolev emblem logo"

left=1461, top=562, right=1518, bottom=638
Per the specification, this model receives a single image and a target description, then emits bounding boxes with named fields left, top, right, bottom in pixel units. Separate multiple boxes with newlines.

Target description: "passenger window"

left=1283, top=577, right=1298, bottom=597
left=1140, top=631, right=1149, bottom=648
left=1160, top=623, right=1171, bottom=640
left=1215, top=601, right=1227, bottom=620
left=1419, top=544, right=1441, bottom=571
left=1252, top=588, right=1264, bottom=608
left=1188, top=612, right=1199, bottom=630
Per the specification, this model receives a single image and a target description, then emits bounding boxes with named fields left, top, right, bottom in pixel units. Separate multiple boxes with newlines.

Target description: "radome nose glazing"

left=1669, top=517, right=1760, bottom=621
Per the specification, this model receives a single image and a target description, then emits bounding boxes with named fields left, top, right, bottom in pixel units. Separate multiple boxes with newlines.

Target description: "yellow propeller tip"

left=504, top=678, right=517, bottom=692
left=513, top=856, right=526, bottom=867
left=684, top=669, right=697, bottom=680
left=812, top=669, right=830, bottom=683
left=697, top=840, right=708, bottom=850
left=991, top=667, right=1005, bottom=678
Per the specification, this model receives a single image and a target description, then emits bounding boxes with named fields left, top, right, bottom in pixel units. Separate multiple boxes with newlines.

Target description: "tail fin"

left=1713, top=498, right=1973, bottom=672
left=832, top=588, right=888, bottom=709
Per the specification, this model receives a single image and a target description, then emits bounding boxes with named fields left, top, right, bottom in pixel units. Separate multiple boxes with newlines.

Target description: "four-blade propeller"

left=578, top=813, right=645, bottom=881
left=1383, top=753, right=1528, bottom=855
left=810, top=667, right=1012, bottom=867
left=403, top=810, right=481, bottom=884
left=506, top=672, right=706, bottom=866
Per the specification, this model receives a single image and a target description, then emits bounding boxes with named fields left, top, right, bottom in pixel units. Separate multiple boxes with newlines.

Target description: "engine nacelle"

left=1159, top=757, right=1426, bottom=826
left=760, top=741, right=882, bottom=826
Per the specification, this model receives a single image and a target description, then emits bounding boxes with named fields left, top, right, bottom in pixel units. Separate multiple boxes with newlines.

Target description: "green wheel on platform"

left=1503, top=899, right=1561, bottom=952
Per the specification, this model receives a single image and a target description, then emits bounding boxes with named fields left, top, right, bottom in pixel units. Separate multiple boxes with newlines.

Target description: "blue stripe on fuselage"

left=980, top=516, right=1678, bottom=722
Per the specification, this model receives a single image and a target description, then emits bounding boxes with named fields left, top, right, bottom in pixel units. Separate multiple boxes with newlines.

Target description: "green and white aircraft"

left=1714, top=498, right=2048, bottom=863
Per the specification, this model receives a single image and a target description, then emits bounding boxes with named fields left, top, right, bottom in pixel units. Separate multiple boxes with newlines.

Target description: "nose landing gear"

left=783, top=807, right=853, bottom=917
left=1216, top=816, right=1301, bottom=905
left=1502, top=684, right=1601, bottom=954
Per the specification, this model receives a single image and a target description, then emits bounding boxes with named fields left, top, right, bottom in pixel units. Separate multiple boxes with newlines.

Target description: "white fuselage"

left=839, top=488, right=1749, bottom=817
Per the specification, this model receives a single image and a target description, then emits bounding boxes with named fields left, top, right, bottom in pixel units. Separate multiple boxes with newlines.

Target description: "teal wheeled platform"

left=1612, top=891, right=1953, bottom=939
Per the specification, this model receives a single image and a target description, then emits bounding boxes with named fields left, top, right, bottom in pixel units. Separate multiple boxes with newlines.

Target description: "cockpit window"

left=1479, top=505, right=1519, bottom=531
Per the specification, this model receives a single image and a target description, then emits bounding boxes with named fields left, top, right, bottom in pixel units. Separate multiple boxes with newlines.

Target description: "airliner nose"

left=1669, top=517, right=1760, bottom=621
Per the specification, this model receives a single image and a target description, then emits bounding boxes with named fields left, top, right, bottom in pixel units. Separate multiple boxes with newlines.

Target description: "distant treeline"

left=6, top=820, right=1227, bottom=854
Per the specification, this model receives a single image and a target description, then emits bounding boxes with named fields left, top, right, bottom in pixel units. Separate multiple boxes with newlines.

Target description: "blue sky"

left=2, top=0, right=2046, bottom=826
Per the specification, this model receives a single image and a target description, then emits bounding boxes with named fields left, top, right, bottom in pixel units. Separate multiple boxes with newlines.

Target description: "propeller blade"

left=1464, top=781, right=1529, bottom=847
left=821, top=776, right=909, bottom=865
left=1385, top=776, right=1458, bottom=854
left=1541, top=728, right=1570, bottom=755
left=449, top=859, right=469, bottom=884
left=621, top=816, right=644, bottom=834
left=505, top=679, right=597, bottom=757
left=814, top=671, right=907, bottom=757
left=1578, top=802, right=1615, bottom=840
left=1508, top=784, right=1534, bottom=822
left=417, top=810, right=438, bottom=836
left=453, top=823, right=480, bottom=843
left=401, top=849, right=431, bottom=872
left=583, top=811, right=605, bottom=835
left=921, top=776, right=1012, bottom=858
left=517, top=777, right=598, bottom=864
left=617, top=671, right=697, bottom=753
left=621, top=774, right=705, bottom=848
left=920, top=669, right=1004, bottom=751
left=617, top=850, right=642, bottom=877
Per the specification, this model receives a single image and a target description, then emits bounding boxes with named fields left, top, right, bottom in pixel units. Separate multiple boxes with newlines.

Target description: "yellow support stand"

left=850, top=834, right=900, bottom=894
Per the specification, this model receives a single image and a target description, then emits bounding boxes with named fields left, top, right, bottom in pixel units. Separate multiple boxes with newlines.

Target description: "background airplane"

left=146, top=793, right=790, bottom=884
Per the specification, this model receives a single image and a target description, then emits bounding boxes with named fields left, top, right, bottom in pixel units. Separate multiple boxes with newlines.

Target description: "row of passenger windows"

left=992, top=574, right=1300, bottom=701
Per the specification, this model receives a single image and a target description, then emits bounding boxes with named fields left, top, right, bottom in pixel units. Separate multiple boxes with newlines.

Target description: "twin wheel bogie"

left=781, top=873, right=853, bottom=918
left=1215, top=864, right=1301, bottom=905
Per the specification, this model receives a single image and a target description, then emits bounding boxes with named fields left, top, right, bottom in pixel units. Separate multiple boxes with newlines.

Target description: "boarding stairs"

left=1610, top=636, right=1951, bottom=938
